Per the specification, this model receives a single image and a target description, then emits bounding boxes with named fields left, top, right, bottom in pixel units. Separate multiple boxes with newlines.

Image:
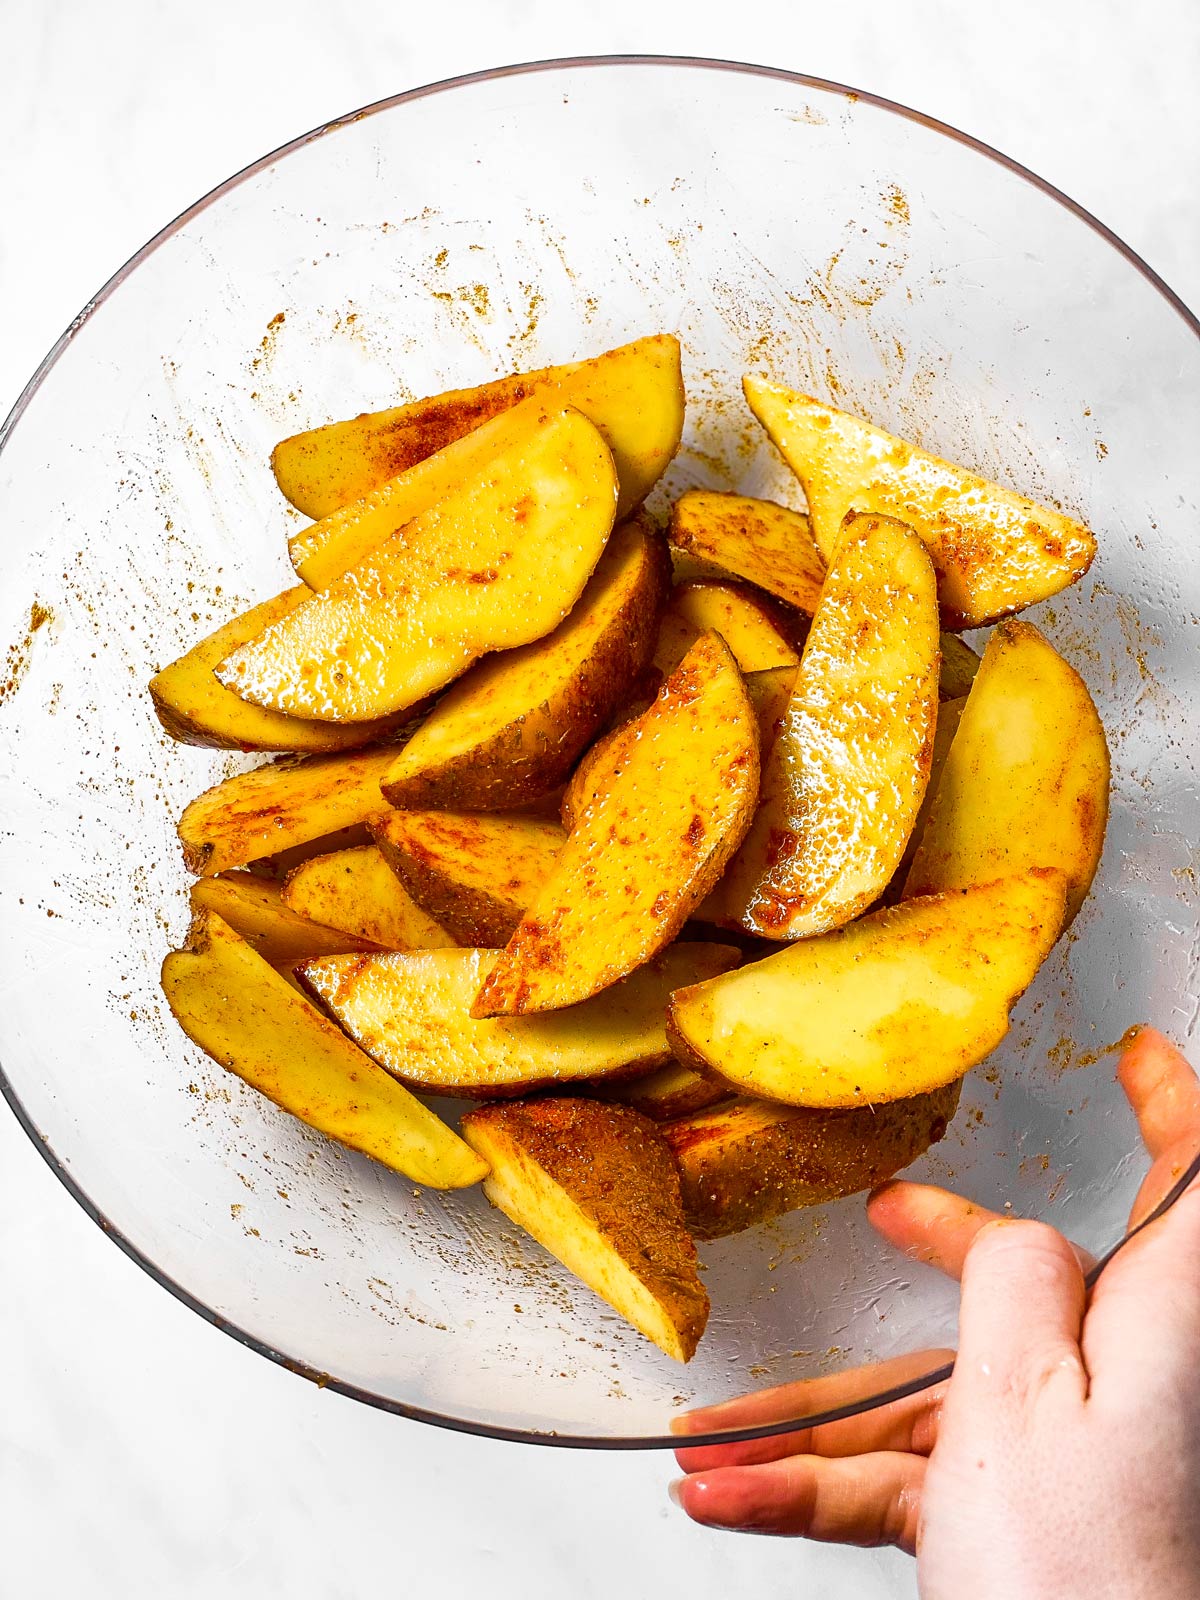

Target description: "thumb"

left=951, top=1219, right=1088, bottom=1416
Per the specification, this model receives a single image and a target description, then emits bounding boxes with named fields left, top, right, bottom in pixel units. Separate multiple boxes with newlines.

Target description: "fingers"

left=671, top=1450, right=926, bottom=1551
left=868, top=1181, right=1094, bottom=1279
left=953, top=1219, right=1088, bottom=1408
left=672, top=1348, right=951, bottom=1471
left=1117, top=1026, right=1200, bottom=1159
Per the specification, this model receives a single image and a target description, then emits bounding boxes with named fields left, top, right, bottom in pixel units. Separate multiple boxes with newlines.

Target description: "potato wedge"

left=596, top=1060, right=732, bottom=1122
left=216, top=405, right=618, bottom=723
left=149, top=588, right=407, bottom=751
left=189, top=872, right=379, bottom=966
left=461, top=1097, right=708, bottom=1362
left=370, top=810, right=565, bottom=947
left=161, top=911, right=486, bottom=1188
left=178, top=746, right=394, bottom=876
left=474, top=634, right=760, bottom=1016
left=905, top=620, right=1109, bottom=922
left=661, top=1082, right=961, bottom=1238
left=378, top=518, right=670, bottom=810
left=653, top=579, right=802, bottom=676
left=744, top=377, right=1097, bottom=629
left=667, top=869, right=1069, bottom=1107
left=668, top=490, right=826, bottom=613
left=299, top=943, right=740, bottom=1097
left=560, top=663, right=795, bottom=834
left=281, top=845, right=455, bottom=949
left=716, top=513, right=940, bottom=939
left=273, top=334, right=684, bottom=526
left=938, top=633, right=980, bottom=701
left=895, top=696, right=966, bottom=881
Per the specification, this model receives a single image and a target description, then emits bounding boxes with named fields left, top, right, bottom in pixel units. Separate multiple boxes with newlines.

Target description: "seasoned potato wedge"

left=370, top=810, right=565, bottom=947
left=189, top=872, right=379, bottom=967
left=178, top=746, right=395, bottom=876
left=596, top=1060, right=732, bottom=1122
left=474, top=634, right=760, bottom=1016
left=717, top=514, right=940, bottom=939
left=938, top=633, right=980, bottom=701
left=669, top=490, right=826, bottom=613
left=661, top=1082, right=961, bottom=1238
left=560, top=663, right=795, bottom=834
left=905, top=620, right=1109, bottom=922
left=461, top=1097, right=708, bottom=1362
left=281, top=845, right=455, bottom=949
left=668, top=870, right=1069, bottom=1107
left=274, top=334, right=684, bottom=526
left=161, top=911, right=486, bottom=1188
left=744, top=377, right=1097, bottom=628
left=150, top=588, right=406, bottom=751
left=895, top=696, right=967, bottom=881
left=378, top=518, right=670, bottom=810
left=216, top=405, right=618, bottom=723
left=299, top=943, right=739, bottom=1097
left=653, top=579, right=802, bottom=675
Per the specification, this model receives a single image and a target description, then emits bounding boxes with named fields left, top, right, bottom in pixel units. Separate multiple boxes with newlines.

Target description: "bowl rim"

left=2, top=53, right=1198, bottom=1451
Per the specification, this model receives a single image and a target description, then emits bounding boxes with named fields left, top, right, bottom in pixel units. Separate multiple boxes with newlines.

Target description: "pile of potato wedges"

left=157, top=335, right=1107, bottom=1361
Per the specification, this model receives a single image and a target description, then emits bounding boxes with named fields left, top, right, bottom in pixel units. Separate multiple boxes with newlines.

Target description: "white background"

left=2, top=3, right=1197, bottom=1596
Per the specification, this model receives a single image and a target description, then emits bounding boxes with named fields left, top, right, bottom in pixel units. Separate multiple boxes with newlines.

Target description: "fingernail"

left=667, top=1477, right=686, bottom=1509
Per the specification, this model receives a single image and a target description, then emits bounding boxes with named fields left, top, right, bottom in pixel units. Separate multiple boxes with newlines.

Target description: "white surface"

left=1, top=3, right=1196, bottom=1597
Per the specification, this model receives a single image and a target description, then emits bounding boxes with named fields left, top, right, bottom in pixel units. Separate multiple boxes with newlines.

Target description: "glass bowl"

left=2, top=56, right=1197, bottom=1449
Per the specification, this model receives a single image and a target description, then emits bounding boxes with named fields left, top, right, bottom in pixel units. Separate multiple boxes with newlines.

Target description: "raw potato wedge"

left=653, top=579, right=802, bottom=675
left=895, top=695, right=967, bottom=882
left=461, top=1098, right=708, bottom=1362
left=669, top=490, right=826, bottom=613
left=596, top=1060, right=732, bottom=1122
left=161, top=911, right=487, bottom=1188
left=274, top=334, right=684, bottom=525
left=371, top=810, right=565, bottom=947
left=744, top=376, right=1097, bottom=629
left=717, top=514, right=940, bottom=939
left=939, top=633, right=980, bottom=701
left=282, top=845, right=455, bottom=949
left=661, top=1081, right=962, bottom=1239
left=178, top=746, right=395, bottom=876
left=299, top=943, right=740, bottom=1097
left=216, top=405, right=618, bottom=723
left=378, top=518, right=670, bottom=810
left=667, top=869, right=1070, bottom=1108
left=189, top=872, right=380, bottom=966
left=560, top=663, right=795, bottom=833
left=905, top=620, right=1110, bottom=922
left=149, top=588, right=407, bottom=751
left=474, top=634, right=760, bottom=1016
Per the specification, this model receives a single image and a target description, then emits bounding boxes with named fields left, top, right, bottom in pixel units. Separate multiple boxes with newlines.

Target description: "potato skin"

left=379, top=523, right=671, bottom=811
left=462, top=1096, right=709, bottom=1360
left=661, top=1082, right=961, bottom=1239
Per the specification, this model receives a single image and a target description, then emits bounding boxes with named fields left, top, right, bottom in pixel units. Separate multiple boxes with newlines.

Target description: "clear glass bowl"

left=2, top=57, right=1197, bottom=1449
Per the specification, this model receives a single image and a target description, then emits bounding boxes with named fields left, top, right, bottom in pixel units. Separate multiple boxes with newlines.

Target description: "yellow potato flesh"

left=896, top=696, right=966, bottom=880
left=274, top=333, right=684, bottom=525
left=161, top=912, right=487, bottom=1188
left=653, top=579, right=801, bottom=675
left=149, top=587, right=404, bottom=751
left=669, top=490, right=826, bottom=613
left=378, top=518, right=669, bottom=811
left=744, top=376, right=1096, bottom=629
left=461, top=1097, right=708, bottom=1362
left=596, top=1060, right=731, bottom=1122
left=938, top=633, right=980, bottom=700
left=905, top=619, right=1110, bottom=922
left=281, top=845, right=455, bottom=949
left=216, top=405, right=618, bottom=723
left=189, top=872, right=379, bottom=967
left=667, top=869, right=1069, bottom=1107
left=299, top=943, right=739, bottom=1097
left=718, top=513, right=940, bottom=939
left=178, top=746, right=395, bottom=876
left=473, top=633, right=760, bottom=1016
left=370, top=810, right=565, bottom=947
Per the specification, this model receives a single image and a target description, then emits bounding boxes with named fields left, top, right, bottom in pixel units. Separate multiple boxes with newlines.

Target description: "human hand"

left=670, top=1028, right=1200, bottom=1600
